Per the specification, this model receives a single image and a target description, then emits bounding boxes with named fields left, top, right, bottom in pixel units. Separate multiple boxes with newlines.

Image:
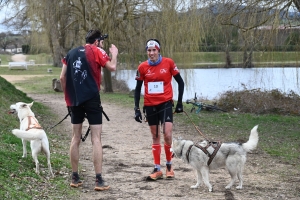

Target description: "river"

left=114, top=67, right=300, bottom=101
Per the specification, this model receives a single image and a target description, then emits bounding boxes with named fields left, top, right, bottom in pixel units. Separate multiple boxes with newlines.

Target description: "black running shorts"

left=144, top=101, right=173, bottom=126
left=70, top=93, right=102, bottom=125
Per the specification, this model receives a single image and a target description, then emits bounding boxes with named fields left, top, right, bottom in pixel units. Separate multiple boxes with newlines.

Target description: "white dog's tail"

left=242, top=125, right=259, bottom=152
left=12, top=129, right=44, bottom=140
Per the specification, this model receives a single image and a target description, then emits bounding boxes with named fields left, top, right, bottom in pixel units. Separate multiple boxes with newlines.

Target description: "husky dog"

left=9, top=102, right=54, bottom=177
left=171, top=125, right=259, bottom=192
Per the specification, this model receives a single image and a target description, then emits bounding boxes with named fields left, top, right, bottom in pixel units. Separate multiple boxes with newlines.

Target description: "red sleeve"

left=169, top=58, right=180, bottom=76
left=61, top=57, right=67, bottom=65
left=135, top=63, right=145, bottom=81
left=95, top=47, right=111, bottom=67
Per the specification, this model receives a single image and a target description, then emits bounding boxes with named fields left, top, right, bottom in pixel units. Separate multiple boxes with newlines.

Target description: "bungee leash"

left=49, top=106, right=110, bottom=142
left=174, top=110, right=209, bottom=141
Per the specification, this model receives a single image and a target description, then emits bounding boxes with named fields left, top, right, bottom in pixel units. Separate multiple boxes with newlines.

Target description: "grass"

left=0, top=69, right=78, bottom=198
left=25, top=53, right=53, bottom=64
left=101, top=94, right=300, bottom=166
left=0, top=54, right=299, bottom=198
left=0, top=54, right=12, bottom=65
left=0, top=53, right=53, bottom=65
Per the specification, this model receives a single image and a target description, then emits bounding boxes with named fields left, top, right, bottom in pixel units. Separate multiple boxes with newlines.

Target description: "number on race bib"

left=148, top=81, right=164, bottom=94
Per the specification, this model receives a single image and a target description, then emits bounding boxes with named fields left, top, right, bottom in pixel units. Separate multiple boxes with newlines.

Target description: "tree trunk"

left=243, top=49, right=254, bottom=68
left=224, top=42, right=232, bottom=68
left=103, top=68, right=113, bottom=92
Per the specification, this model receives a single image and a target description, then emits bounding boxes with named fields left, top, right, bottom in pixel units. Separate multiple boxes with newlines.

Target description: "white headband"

left=146, top=40, right=160, bottom=51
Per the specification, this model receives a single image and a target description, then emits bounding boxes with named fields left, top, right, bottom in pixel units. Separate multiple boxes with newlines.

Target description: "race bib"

left=148, top=81, right=164, bottom=94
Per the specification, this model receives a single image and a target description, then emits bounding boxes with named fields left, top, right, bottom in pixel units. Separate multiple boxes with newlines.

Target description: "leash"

left=81, top=109, right=110, bottom=142
left=49, top=107, right=110, bottom=142
left=181, top=110, right=209, bottom=141
left=48, top=111, right=70, bottom=130
left=175, top=110, right=222, bottom=166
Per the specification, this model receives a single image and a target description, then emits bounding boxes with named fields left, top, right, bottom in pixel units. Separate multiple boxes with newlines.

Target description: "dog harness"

left=186, top=141, right=222, bottom=166
left=25, top=116, right=43, bottom=131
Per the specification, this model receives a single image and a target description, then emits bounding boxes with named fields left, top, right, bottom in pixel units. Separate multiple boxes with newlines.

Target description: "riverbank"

left=1, top=52, right=299, bottom=68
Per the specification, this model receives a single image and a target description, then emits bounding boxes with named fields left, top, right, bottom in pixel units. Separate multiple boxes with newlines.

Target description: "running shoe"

left=147, top=168, right=163, bottom=180
left=94, top=177, right=110, bottom=191
left=70, top=174, right=83, bottom=188
left=166, top=164, right=175, bottom=178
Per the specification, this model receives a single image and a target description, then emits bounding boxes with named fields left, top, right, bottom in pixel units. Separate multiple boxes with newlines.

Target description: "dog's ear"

left=28, top=102, right=34, bottom=108
left=10, top=104, right=16, bottom=110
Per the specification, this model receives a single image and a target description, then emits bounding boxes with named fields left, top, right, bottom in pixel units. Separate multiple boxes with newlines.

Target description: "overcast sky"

left=0, top=4, right=16, bottom=33
left=0, top=11, right=7, bottom=32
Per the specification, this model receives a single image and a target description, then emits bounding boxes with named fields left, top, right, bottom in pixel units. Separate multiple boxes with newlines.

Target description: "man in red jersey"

left=60, top=30, right=118, bottom=191
left=134, top=39, right=184, bottom=180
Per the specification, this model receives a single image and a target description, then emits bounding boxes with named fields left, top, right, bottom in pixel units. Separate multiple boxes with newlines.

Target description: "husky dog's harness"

left=186, top=141, right=222, bottom=166
left=25, top=116, right=43, bottom=131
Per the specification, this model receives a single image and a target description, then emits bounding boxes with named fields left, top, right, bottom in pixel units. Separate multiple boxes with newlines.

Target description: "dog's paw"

left=209, top=188, right=213, bottom=192
left=236, top=186, right=243, bottom=190
left=190, top=184, right=200, bottom=189
left=225, top=185, right=231, bottom=190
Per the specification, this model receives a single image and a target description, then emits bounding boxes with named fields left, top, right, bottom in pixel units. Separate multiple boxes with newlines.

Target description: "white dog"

left=171, top=125, right=259, bottom=192
left=9, top=102, right=54, bottom=177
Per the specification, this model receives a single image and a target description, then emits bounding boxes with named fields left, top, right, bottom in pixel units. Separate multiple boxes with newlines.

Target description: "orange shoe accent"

left=70, top=173, right=83, bottom=188
left=94, top=184, right=110, bottom=191
left=166, top=165, right=175, bottom=178
left=70, top=180, right=83, bottom=188
left=94, top=177, right=110, bottom=191
left=147, top=168, right=163, bottom=180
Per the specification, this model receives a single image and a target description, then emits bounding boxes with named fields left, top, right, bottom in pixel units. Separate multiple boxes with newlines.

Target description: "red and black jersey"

left=62, top=44, right=110, bottom=106
left=135, top=57, right=180, bottom=106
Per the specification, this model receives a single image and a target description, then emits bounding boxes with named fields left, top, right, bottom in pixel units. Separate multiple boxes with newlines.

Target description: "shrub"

left=218, top=88, right=300, bottom=115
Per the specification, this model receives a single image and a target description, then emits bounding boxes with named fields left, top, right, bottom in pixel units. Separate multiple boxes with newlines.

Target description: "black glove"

left=134, top=107, right=142, bottom=123
left=175, top=103, right=183, bottom=113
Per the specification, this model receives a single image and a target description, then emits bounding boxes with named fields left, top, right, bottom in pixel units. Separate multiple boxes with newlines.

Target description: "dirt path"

left=1, top=74, right=299, bottom=200
left=11, top=54, right=27, bottom=62
left=28, top=94, right=300, bottom=200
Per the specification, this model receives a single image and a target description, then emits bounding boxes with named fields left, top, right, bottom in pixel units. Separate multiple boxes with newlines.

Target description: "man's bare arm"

left=105, top=44, right=118, bottom=71
left=60, top=64, right=67, bottom=92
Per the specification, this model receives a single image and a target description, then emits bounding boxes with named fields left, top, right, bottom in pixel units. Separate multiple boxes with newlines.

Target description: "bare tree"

left=2, top=0, right=300, bottom=71
left=202, top=0, right=300, bottom=67
left=0, top=32, right=12, bottom=51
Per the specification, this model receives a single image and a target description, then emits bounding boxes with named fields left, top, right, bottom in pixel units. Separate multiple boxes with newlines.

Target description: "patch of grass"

left=0, top=54, right=12, bottom=65
left=0, top=65, right=61, bottom=75
left=25, top=53, right=53, bottom=64
left=0, top=53, right=53, bottom=65
left=0, top=65, right=62, bottom=94
left=14, top=75, right=62, bottom=94
left=101, top=92, right=300, bottom=168
left=0, top=76, right=78, bottom=199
